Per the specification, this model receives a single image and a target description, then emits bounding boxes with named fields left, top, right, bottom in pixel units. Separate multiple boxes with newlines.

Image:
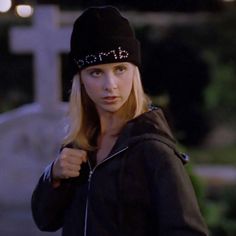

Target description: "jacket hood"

left=113, top=107, right=177, bottom=152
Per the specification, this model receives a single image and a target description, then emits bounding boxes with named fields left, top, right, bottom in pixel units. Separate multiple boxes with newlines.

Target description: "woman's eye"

left=115, top=66, right=127, bottom=74
left=90, top=70, right=102, bottom=77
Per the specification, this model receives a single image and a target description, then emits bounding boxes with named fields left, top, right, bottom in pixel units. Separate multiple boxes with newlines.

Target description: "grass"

left=185, top=145, right=236, bottom=165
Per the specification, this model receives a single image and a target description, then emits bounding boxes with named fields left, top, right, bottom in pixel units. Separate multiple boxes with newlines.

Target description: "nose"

left=103, top=73, right=118, bottom=92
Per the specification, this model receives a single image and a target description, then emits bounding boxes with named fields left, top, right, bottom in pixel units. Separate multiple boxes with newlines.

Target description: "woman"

left=31, top=6, right=209, bottom=236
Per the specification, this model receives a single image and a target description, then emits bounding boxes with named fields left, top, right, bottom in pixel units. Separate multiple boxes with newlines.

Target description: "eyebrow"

left=86, top=62, right=128, bottom=71
left=86, top=67, right=103, bottom=72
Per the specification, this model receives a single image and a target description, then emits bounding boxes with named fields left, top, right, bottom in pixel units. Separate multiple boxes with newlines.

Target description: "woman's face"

left=80, top=62, right=135, bottom=115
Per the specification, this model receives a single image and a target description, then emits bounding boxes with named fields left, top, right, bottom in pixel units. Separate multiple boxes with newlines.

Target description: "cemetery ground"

left=0, top=206, right=61, bottom=236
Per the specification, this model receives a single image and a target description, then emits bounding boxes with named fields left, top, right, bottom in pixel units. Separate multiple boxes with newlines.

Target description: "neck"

left=99, top=113, right=125, bottom=136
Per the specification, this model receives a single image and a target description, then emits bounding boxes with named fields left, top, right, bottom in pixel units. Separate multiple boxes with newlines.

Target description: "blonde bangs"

left=63, top=74, right=94, bottom=150
left=120, top=66, right=150, bottom=120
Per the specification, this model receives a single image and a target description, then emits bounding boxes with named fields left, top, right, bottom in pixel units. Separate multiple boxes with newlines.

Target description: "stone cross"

left=10, top=5, right=72, bottom=110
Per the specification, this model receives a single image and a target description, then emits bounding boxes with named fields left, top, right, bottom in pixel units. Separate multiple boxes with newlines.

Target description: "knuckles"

left=55, top=147, right=87, bottom=179
left=61, top=148, right=87, bottom=159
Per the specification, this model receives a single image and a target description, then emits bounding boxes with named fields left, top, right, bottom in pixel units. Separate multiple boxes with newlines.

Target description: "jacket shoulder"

left=130, top=137, right=189, bottom=166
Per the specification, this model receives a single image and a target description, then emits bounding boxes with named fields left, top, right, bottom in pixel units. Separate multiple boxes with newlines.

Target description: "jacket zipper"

left=83, top=146, right=128, bottom=236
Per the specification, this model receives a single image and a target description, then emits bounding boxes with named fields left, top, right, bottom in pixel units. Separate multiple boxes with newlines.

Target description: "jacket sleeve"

left=143, top=140, right=209, bottom=236
left=31, top=162, right=76, bottom=232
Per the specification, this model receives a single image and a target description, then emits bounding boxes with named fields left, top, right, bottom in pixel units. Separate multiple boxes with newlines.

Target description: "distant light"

left=0, top=0, right=12, bottom=13
left=16, top=4, right=34, bottom=18
left=223, top=0, right=235, bottom=2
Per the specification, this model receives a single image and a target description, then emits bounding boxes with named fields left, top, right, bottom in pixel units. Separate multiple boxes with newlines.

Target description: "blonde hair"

left=63, top=66, right=150, bottom=150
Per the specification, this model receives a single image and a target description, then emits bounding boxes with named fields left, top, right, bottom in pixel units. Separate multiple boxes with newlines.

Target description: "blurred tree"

left=139, top=27, right=210, bottom=146
left=157, top=11, right=236, bottom=123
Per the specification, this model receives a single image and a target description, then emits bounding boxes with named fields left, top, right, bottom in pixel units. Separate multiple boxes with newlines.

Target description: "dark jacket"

left=31, top=108, right=209, bottom=236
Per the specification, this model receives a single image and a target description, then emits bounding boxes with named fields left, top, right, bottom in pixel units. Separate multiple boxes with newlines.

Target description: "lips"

left=102, top=96, right=119, bottom=103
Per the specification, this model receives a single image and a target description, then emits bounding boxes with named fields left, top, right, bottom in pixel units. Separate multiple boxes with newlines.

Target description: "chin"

left=100, top=104, right=124, bottom=114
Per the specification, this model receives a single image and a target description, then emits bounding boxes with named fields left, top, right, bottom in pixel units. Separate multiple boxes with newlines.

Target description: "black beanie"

left=70, top=6, right=141, bottom=72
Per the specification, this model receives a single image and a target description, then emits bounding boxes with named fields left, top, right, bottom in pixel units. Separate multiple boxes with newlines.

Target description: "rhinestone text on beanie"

left=74, top=46, right=129, bottom=69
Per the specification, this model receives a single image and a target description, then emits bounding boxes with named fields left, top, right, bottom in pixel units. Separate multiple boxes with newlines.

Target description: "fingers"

left=52, top=148, right=87, bottom=180
left=61, top=148, right=87, bottom=164
left=59, top=164, right=81, bottom=178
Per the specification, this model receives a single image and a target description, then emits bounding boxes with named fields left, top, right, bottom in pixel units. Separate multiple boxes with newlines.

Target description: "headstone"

left=0, top=104, right=67, bottom=208
left=0, top=5, right=74, bottom=208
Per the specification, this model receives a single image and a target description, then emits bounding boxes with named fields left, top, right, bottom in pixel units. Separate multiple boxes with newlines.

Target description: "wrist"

left=51, top=161, right=61, bottom=188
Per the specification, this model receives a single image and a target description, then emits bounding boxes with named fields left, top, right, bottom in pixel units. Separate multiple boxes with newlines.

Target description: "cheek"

left=82, top=81, right=99, bottom=100
left=121, top=76, right=133, bottom=96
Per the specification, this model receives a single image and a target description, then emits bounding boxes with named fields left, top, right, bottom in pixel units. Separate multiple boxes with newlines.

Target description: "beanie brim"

left=72, top=38, right=141, bottom=71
